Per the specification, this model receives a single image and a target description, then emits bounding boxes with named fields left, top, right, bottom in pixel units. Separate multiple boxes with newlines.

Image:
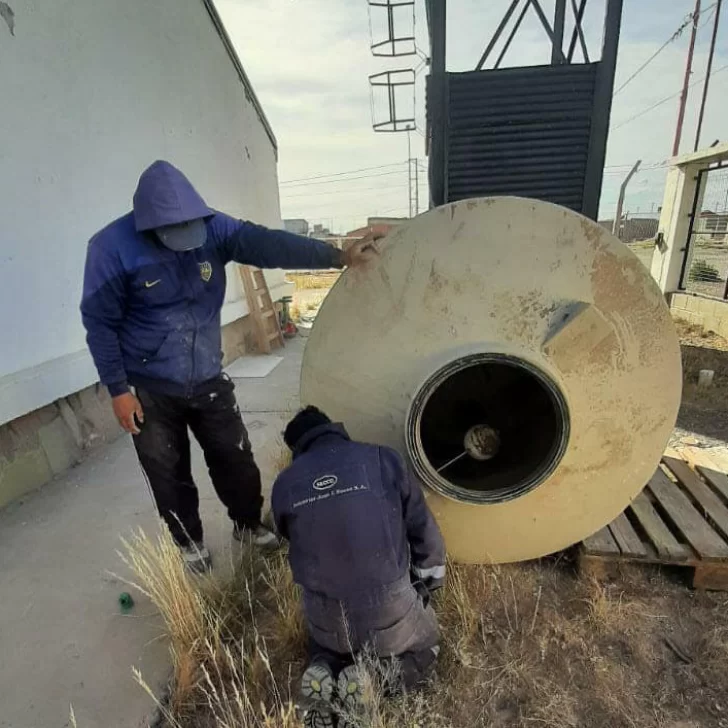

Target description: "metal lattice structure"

left=368, top=0, right=417, bottom=57
left=680, top=161, right=728, bottom=299
left=426, top=0, right=623, bottom=220
left=369, top=69, right=416, bottom=133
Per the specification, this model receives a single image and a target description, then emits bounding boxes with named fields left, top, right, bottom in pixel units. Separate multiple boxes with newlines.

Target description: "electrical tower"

left=367, top=0, right=422, bottom=217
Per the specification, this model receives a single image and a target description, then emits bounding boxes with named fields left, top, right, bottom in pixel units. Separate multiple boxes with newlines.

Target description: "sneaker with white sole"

left=302, top=705, right=335, bottom=728
left=300, top=662, right=336, bottom=728
left=233, top=524, right=281, bottom=550
left=180, top=542, right=212, bottom=574
left=337, top=664, right=365, bottom=715
left=301, top=662, right=335, bottom=704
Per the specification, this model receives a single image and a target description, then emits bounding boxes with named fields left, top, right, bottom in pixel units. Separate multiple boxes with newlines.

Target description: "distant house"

left=598, top=217, right=659, bottom=243
left=346, top=216, right=408, bottom=239
left=697, top=211, right=728, bottom=242
left=284, top=218, right=309, bottom=236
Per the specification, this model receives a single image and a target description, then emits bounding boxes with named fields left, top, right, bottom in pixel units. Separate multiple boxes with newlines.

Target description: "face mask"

left=155, top=218, right=208, bottom=251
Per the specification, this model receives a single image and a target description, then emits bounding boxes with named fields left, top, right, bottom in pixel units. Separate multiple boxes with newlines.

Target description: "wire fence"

left=683, top=167, right=728, bottom=299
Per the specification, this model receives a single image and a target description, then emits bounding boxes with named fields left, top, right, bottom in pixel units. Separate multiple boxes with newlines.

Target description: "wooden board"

left=697, top=466, right=728, bottom=502
left=664, top=457, right=728, bottom=541
left=630, top=491, right=689, bottom=561
left=647, top=468, right=728, bottom=560
left=609, top=512, right=648, bottom=557
left=583, top=526, right=619, bottom=554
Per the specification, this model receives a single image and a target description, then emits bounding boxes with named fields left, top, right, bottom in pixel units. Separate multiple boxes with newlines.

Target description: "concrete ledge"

left=0, top=384, right=122, bottom=509
left=670, top=292, right=728, bottom=339
left=0, top=315, right=260, bottom=510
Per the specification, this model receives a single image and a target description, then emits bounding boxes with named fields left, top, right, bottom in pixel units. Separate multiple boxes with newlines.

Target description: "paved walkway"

left=0, top=339, right=304, bottom=728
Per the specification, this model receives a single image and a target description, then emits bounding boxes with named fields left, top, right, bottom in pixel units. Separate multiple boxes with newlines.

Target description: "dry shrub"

left=118, top=529, right=210, bottom=649
left=120, top=528, right=305, bottom=727
left=583, top=579, right=642, bottom=635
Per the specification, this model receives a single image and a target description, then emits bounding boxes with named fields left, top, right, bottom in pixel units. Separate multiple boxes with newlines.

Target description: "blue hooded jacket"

left=271, top=423, right=446, bottom=601
left=81, top=161, right=342, bottom=397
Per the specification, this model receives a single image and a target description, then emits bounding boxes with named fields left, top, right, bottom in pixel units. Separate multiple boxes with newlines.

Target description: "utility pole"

left=672, top=0, right=701, bottom=156
left=694, top=0, right=722, bottom=151
left=612, top=160, right=641, bottom=239
left=406, top=128, right=420, bottom=217
left=407, top=129, right=414, bottom=217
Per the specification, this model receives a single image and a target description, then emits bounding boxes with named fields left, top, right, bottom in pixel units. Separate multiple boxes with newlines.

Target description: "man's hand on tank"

left=342, top=231, right=383, bottom=269
left=113, top=392, right=145, bottom=435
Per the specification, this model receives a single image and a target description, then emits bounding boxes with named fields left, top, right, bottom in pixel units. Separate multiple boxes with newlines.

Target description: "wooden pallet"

left=580, top=455, right=728, bottom=590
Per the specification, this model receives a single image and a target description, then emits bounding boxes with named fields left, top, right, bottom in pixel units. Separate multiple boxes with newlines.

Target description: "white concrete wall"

left=0, top=0, right=290, bottom=426
left=650, top=143, right=728, bottom=296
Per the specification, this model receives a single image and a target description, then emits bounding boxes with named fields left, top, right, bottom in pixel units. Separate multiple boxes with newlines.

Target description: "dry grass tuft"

left=120, top=528, right=305, bottom=727
left=118, top=528, right=210, bottom=649
left=270, top=439, right=292, bottom=478
left=285, top=273, right=340, bottom=291
left=288, top=303, right=301, bottom=323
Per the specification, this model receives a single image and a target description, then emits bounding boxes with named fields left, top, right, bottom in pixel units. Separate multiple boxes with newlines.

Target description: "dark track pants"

left=132, top=376, right=263, bottom=546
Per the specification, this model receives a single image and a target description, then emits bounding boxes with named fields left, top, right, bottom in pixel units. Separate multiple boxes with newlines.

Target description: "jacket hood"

left=133, top=160, right=214, bottom=232
left=293, top=422, right=350, bottom=457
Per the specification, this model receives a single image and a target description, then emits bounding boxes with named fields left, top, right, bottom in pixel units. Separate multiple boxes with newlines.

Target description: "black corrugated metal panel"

left=438, top=63, right=598, bottom=212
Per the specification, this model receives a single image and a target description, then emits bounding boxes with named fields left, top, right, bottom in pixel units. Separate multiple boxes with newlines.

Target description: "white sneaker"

left=180, top=542, right=212, bottom=574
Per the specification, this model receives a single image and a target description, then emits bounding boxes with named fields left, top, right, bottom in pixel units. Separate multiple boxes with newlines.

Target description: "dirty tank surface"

left=301, top=197, right=682, bottom=564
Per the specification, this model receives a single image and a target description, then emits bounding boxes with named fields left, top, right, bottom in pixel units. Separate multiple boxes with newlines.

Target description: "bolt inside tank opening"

left=407, top=354, right=569, bottom=505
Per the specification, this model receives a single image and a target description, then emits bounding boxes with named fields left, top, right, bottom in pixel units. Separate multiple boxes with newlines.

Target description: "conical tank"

left=300, top=197, right=682, bottom=563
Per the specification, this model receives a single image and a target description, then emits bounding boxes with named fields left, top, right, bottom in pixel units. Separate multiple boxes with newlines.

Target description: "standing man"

left=81, top=160, right=378, bottom=572
left=272, top=406, right=445, bottom=727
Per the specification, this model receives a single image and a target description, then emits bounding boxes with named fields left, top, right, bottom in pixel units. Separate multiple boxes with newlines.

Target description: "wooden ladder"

left=238, top=266, right=285, bottom=354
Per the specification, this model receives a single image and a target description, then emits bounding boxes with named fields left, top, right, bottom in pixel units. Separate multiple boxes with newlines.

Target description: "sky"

left=216, top=0, right=728, bottom=233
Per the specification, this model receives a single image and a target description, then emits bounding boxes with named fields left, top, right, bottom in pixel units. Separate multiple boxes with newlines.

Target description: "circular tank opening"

left=406, top=354, right=569, bottom=505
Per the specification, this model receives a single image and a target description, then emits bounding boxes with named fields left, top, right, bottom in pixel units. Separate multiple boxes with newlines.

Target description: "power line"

left=613, top=2, right=717, bottom=97
left=280, top=169, right=413, bottom=189
left=699, top=3, right=719, bottom=28
left=281, top=183, right=410, bottom=200
left=279, top=162, right=407, bottom=186
left=291, top=206, right=410, bottom=226
left=283, top=188, right=413, bottom=212
left=603, top=161, right=670, bottom=174
left=612, top=61, right=728, bottom=130
left=281, top=179, right=429, bottom=201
